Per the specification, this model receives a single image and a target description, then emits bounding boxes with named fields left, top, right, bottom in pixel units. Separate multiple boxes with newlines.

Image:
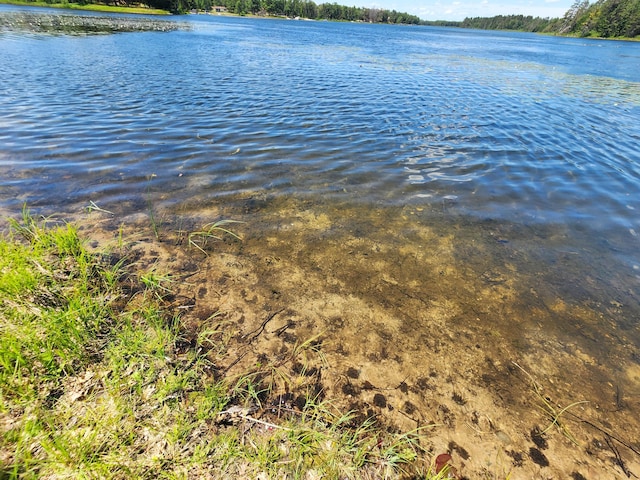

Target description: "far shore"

left=0, top=0, right=170, bottom=15
left=0, top=0, right=293, bottom=17
left=0, top=1, right=311, bottom=22
left=1, top=0, right=637, bottom=41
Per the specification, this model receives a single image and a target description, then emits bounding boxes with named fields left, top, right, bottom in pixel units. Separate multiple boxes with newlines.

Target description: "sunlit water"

left=2, top=8, right=639, bottom=230
left=2, top=7, right=640, bottom=458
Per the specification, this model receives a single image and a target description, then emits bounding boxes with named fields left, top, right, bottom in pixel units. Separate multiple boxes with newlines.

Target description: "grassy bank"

left=0, top=209, right=447, bottom=479
left=0, top=0, right=169, bottom=15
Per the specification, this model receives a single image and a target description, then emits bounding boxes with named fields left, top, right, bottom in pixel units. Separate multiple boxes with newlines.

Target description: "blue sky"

left=354, top=0, right=572, bottom=21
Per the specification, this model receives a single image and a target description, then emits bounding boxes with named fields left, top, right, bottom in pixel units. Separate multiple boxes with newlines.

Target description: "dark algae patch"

left=529, top=447, right=550, bottom=467
left=531, top=427, right=548, bottom=450
left=373, top=392, right=387, bottom=408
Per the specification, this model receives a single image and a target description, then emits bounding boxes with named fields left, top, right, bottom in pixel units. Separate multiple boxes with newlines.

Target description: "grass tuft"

left=188, top=219, right=244, bottom=255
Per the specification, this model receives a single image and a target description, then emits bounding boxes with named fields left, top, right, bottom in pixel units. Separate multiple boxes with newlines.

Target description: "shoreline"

left=2, top=201, right=638, bottom=478
left=0, top=209, right=451, bottom=478
left=1, top=1, right=637, bottom=41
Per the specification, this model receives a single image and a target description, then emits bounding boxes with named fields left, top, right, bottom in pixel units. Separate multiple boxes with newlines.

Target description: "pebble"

left=495, top=430, right=512, bottom=444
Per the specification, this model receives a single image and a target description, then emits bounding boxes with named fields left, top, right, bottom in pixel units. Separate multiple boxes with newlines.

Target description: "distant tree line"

left=192, top=0, right=423, bottom=24
left=50, top=0, right=422, bottom=23
left=453, top=15, right=556, bottom=32
left=18, top=0, right=638, bottom=36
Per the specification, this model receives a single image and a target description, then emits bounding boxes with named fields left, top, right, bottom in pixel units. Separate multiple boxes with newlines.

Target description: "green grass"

left=188, top=219, right=244, bottom=256
left=0, top=208, right=441, bottom=479
left=0, top=0, right=170, bottom=15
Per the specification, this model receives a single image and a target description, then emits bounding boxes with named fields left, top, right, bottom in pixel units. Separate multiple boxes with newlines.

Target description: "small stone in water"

left=495, top=430, right=512, bottom=444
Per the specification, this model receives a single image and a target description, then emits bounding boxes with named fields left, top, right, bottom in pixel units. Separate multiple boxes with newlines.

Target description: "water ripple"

left=1, top=12, right=639, bottom=237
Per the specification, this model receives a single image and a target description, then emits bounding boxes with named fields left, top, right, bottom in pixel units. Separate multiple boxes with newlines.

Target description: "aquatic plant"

left=0, top=11, right=188, bottom=35
left=513, top=362, right=588, bottom=446
left=85, top=200, right=114, bottom=216
left=188, top=219, right=243, bottom=255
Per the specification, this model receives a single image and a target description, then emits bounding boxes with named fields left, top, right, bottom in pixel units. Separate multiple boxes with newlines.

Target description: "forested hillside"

left=558, top=0, right=640, bottom=37
left=455, top=0, right=639, bottom=38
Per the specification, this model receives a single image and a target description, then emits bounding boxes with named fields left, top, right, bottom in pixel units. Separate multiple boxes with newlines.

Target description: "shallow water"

left=2, top=7, right=640, bottom=475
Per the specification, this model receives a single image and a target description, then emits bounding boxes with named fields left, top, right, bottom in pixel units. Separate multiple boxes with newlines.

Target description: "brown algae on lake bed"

left=24, top=196, right=640, bottom=478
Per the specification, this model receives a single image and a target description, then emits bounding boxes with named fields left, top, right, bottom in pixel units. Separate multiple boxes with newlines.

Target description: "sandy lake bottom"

left=6, top=193, right=640, bottom=479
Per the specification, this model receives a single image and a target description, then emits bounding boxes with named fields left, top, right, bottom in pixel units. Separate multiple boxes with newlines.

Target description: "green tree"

left=559, top=0, right=590, bottom=32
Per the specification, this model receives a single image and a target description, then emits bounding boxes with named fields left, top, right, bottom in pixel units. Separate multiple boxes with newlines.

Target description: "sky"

left=354, top=0, right=573, bottom=21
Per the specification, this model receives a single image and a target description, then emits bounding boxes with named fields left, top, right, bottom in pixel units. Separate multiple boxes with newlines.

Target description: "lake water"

left=2, top=6, right=640, bottom=475
left=1, top=8, right=639, bottom=231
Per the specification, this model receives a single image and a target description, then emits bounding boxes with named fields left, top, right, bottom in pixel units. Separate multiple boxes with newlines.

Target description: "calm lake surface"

left=2, top=6, right=640, bottom=369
